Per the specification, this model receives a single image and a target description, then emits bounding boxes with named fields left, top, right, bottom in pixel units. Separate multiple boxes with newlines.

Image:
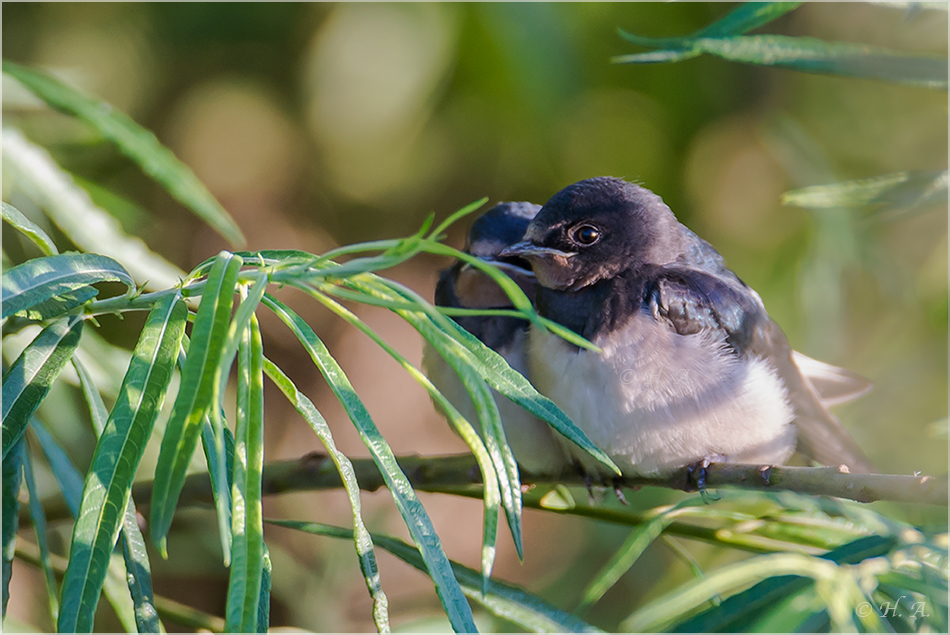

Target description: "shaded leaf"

left=2, top=316, right=84, bottom=459
left=119, top=499, right=161, bottom=633
left=22, top=445, right=60, bottom=622
left=2, top=201, right=57, bottom=256
left=262, top=295, right=476, bottom=633
left=1, top=253, right=131, bottom=320
left=2, top=439, right=24, bottom=618
left=270, top=520, right=604, bottom=634
left=58, top=294, right=186, bottom=633
left=3, top=61, right=245, bottom=246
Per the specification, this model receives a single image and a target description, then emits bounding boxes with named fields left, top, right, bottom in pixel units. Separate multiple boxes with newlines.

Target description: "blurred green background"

left=3, top=2, right=947, bottom=632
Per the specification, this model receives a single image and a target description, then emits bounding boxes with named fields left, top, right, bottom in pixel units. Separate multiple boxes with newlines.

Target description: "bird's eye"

left=571, top=224, right=601, bottom=246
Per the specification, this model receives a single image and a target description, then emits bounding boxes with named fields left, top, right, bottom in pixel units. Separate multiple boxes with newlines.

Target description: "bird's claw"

left=687, top=457, right=721, bottom=504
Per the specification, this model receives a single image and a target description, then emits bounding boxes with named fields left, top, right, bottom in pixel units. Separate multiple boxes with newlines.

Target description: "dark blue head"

left=501, top=177, right=685, bottom=291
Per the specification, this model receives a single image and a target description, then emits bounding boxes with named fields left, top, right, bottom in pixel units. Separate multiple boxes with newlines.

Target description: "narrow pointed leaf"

left=616, top=2, right=803, bottom=63
left=150, top=252, right=241, bottom=550
left=2, top=439, right=24, bottom=618
left=782, top=169, right=949, bottom=216
left=2, top=315, right=84, bottom=459
left=304, top=283, right=504, bottom=593
left=262, top=295, right=476, bottom=633
left=58, top=294, right=186, bottom=633
left=3, top=61, right=245, bottom=246
left=579, top=500, right=700, bottom=611
left=119, top=499, right=161, bottom=633
left=211, top=274, right=268, bottom=563
left=356, top=277, right=620, bottom=475
left=2, top=128, right=187, bottom=290
left=27, top=420, right=150, bottom=631
left=22, top=445, right=60, bottom=622
left=225, top=313, right=266, bottom=633
left=1, top=253, right=131, bottom=320
left=72, top=357, right=109, bottom=435
left=2, top=201, right=57, bottom=256
left=256, top=545, right=272, bottom=633
left=270, top=520, right=604, bottom=634
left=263, top=359, right=390, bottom=632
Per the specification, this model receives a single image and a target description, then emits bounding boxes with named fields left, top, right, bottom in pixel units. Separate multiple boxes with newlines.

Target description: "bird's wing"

left=646, top=267, right=874, bottom=473
left=791, top=350, right=873, bottom=407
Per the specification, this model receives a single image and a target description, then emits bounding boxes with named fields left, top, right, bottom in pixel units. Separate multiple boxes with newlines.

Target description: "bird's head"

left=500, top=177, right=679, bottom=292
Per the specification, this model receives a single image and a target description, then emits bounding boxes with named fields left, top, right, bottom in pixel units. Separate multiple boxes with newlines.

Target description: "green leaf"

left=782, top=169, right=949, bottom=219
left=118, top=498, right=161, bottom=633
left=616, top=2, right=803, bottom=63
left=685, top=534, right=896, bottom=634
left=304, top=283, right=504, bottom=594
left=358, top=277, right=620, bottom=476
left=257, top=545, right=272, bottom=634
left=26, top=420, right=143, bottom=632
left=210, top=274, right=268, bottom=563
left=644, top=534, right=897, bottom=633
left=72, top=357, right=109, bottom=436
left=262, top=295, right=477, bottom=633
left=427, top=197, right=490, bottom=241
left=29, top=420, right=83, bottom=517
left=2, top=128, right=188, bottom=291
left=1, top=253, right=132, bottom=320
left=2, top=201, right=57, bottom=256
left=150, top=252, right=241, bottom=552
left=2, top=316, right=84, bottom=459
left=263, top=359, right=390, bottom=632
left=58, top=294, right=186, bottom=633
left=619, top=33, right=948, bottom=89
left=225, top=312, right=266, bottom=633
left=2, top=439, right=24, bottom=618
left=269, top=520, right=604, bottom=634
left=3, top=61, right=245, bottom=246
left=22, top=445, right=60, bottom=622
left=579, top=499, right=702, bottom=611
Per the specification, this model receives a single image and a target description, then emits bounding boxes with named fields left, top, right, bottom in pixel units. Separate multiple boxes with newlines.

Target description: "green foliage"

left=1, top=3, right=947, bottom=633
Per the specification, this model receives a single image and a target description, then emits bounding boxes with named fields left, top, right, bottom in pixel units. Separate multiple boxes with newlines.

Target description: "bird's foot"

left=686, top=456, right=723, bottom=504
left=612, top=478, right=629, bottom=506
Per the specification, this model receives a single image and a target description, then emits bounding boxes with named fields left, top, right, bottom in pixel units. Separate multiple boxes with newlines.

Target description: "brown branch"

left=27, top=453, right=948, bottom=528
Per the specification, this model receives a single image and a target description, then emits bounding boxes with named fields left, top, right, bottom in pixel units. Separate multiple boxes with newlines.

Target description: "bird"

left=423, top=202, right=570, bottom=475
left=499, top=176, right=873, bottom=479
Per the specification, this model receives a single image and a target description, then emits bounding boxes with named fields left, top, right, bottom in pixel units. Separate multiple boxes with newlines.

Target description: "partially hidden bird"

left=496, top=177, right=874, bottom=478
left=423, top=202, right=570, bottom=475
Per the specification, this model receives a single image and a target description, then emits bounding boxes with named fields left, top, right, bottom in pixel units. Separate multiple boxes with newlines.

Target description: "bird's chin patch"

left=530, top=256, right=581, bottom=291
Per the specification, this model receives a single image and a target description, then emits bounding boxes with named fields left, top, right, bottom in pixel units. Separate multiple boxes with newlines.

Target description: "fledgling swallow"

left=500, top=177, right=872, bottom=477
left=423, top=202, right=569, bottom=475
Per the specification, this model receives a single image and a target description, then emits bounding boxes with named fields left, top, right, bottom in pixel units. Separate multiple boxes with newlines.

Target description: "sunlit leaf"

left=2, top=316, right=84, bottom=459
left=2, top=201, right=57, bottom=256
left=3, top=61, right=245, bottom=246
left=781, top=169, right=948, bottom=219
left=303, top=283, right=505, bottom=594
left=262, top=295, right=477, bottom=633
left=58, top=294, right=186, bottom=633
left=1, top=128, right=187, bottom=290
left=1, top=253, right=132, bottom=320
left=263, top=359, right=390, bottom=632
left=617, top=2, right=803, bottom=63
left=150, top=252, right=241, bottom=553
left=225, top=312, right=266, bottom=633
